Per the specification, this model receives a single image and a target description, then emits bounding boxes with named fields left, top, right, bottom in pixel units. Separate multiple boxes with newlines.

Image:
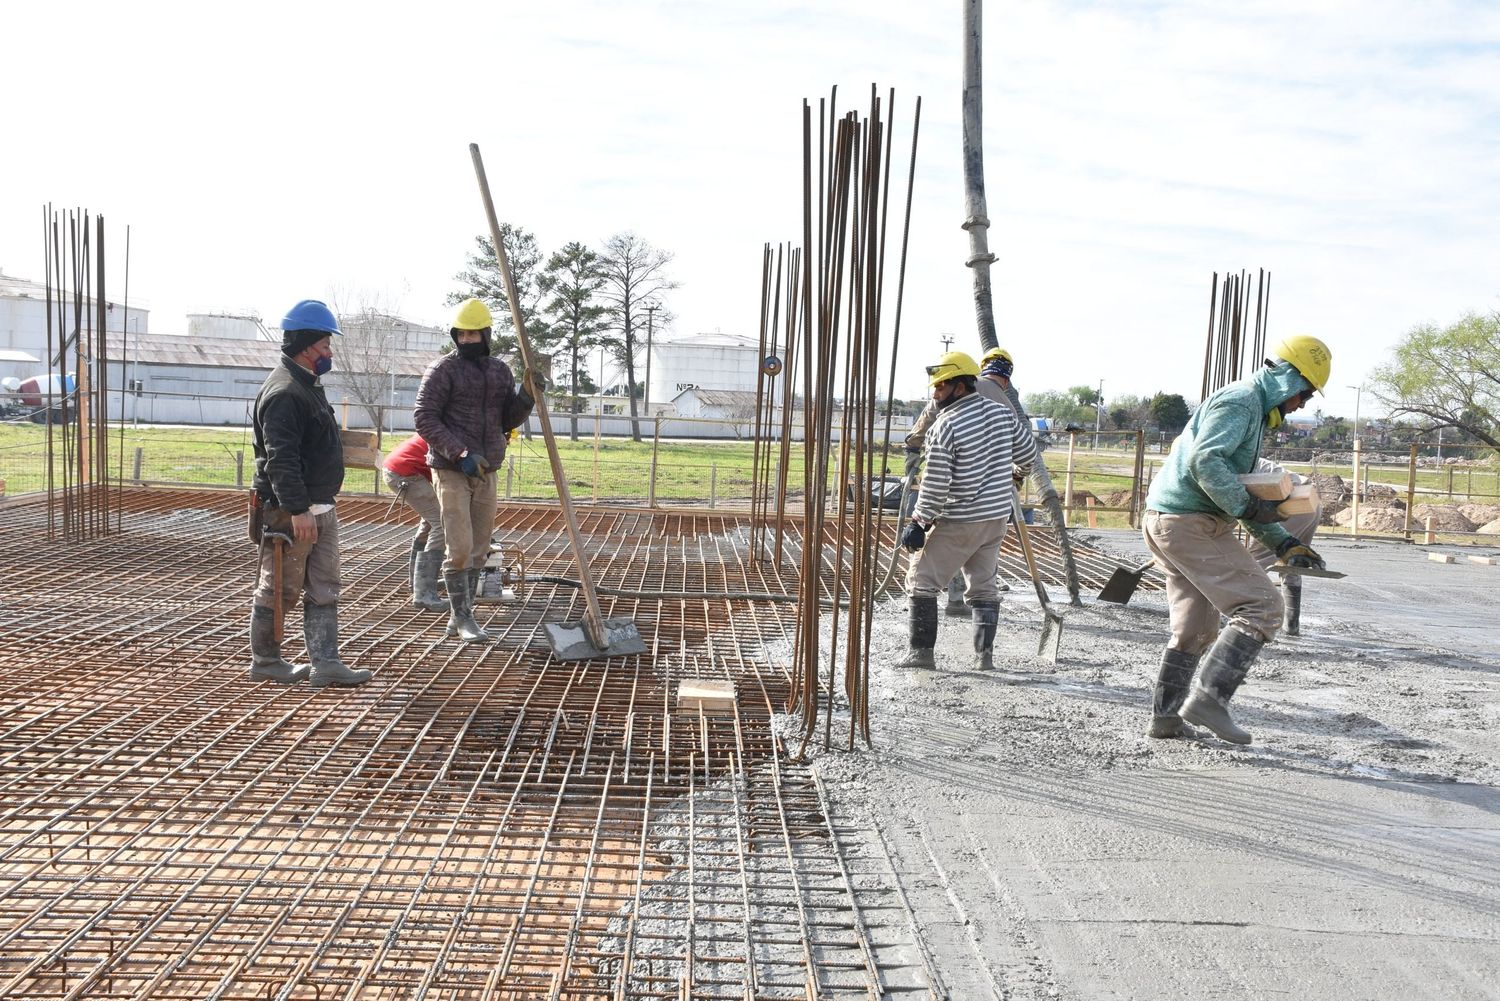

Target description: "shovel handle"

left=1010, top=484, right=1052, bottom=611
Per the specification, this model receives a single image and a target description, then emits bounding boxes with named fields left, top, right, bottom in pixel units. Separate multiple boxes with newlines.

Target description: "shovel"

left=469, top=143, right=646, bottom=660
left=1098, top=560, right=1154, bottom=604
left=1011, top=483, right=1064, bottom=661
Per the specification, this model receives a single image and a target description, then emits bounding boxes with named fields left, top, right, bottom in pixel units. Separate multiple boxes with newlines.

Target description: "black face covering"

left=936, top=385, right=964, bottom=410
left=456, top=341, right=487, bottom=361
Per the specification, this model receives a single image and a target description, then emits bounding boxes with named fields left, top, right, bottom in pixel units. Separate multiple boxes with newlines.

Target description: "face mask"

left=457, top=341, right=486, bottom=360
left=936, top=389, right=961, bottom=410
left=313, top=354, right=333, bottom=377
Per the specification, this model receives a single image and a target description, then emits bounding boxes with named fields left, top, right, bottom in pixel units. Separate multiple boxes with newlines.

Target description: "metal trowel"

left=1267, top=564, right=1347, bottom=580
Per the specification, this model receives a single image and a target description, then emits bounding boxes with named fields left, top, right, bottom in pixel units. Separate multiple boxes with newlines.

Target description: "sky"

left=2, top=0, right=1497, bottom=422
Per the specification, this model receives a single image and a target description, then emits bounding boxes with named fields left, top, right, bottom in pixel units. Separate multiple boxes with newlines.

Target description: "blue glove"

left=458, top=453, right=481, bottom=477
left=899, top=520, right=927, bottom=552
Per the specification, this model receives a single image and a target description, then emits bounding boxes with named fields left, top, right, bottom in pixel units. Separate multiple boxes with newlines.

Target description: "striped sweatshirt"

left=912, top=391, right=1037, bottom=525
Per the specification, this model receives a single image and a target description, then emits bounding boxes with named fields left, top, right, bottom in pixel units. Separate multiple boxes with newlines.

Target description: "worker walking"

left=413, top=298, right=537, bottom=644
left=897, top=351, right=1036, bottom=671
left=248, top=299, right=372, bottom=687
left=382, top=433, right=447, bottom=612
left=1142, top=335, right=1332, bottom=743
left=904, top=346, right=1022, bottom=614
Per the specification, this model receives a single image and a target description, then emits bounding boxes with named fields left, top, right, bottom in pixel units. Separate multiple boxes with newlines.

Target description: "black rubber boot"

left=895, top=595, right=939, bottom=670
left=249, top=605, right=309, bottom=684
left=1282, top=578, right=1303, bottom=637
left=971, top=601, right=999, bottom=670
left=944, top=575, right=968, bottom=616
left=1180, top=626, right=1262, bottom=744
left=1147, top=648, right=1202, bottom=738
left=304, top=603, right=372, bottom=688
left=412, top=549, right=447, bottom=612
left=444, top=569, right=490, bottom=644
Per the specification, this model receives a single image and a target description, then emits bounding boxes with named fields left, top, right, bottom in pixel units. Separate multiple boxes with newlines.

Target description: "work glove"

left=1243, top=498, right=1288, bottom=525
left=527, top=372, right=547, bottom=393
left=1276, top=538, right=1326, bottom=571
left=458, top=452, right=481, bottom=477
left=902, top=448, right=922, bottom=480
left=899, top=520, right=927, bottom=552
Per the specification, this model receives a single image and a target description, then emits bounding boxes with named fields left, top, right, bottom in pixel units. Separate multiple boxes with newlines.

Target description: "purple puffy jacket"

left=413, top=352, right=534, bottom=473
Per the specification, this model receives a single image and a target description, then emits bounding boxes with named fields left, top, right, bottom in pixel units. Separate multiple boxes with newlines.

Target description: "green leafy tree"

left=447, top=224, right=552, bottom=361
left=542, top=241, right=609, bottom=441
left=1107, top=393, right=1151, bottom=430
left=597, top=232, right=679, bottom=441
left=1022, top=390, right=1093, bottom=429
left=1148, top=392, right=1191, bottom=434
left=1369, top=310, right=1500, bottom=448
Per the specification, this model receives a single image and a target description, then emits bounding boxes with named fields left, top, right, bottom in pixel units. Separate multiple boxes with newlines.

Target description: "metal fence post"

left=234, top=450, right=243, bottom=488
left=710, top=464, right=717, bottom=509
left=506, top=456, right=514, bottom=500
left=647, top=417, right=661, bottom=508
left=134, top=447, right=144, bottom=484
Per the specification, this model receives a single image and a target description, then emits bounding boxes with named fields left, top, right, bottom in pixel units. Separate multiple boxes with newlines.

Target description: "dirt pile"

left=1460, top=503, right=1500, bottom=525
left=1411, top=504, right=1477, bottom=532
left=1332, top=502, right=1408, bottom=532
left=1480, top=517, right=1500, bottom=535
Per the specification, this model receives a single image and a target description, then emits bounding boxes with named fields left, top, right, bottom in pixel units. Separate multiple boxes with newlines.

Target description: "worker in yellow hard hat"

left=1140, top=333, right=1333, bottom=745
left=896, top=351, right=1037, bottom=671
left=412, top=298, right=540, bottom=643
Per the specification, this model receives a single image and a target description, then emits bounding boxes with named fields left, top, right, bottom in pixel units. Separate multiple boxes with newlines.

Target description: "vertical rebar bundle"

left=1201, top=269, right=1271, bottom=398
left=41, top=205, right=118, bottom=543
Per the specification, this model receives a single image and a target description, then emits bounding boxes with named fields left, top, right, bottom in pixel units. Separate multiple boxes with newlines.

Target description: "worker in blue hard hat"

left=248, top=299, right=371, bottom=688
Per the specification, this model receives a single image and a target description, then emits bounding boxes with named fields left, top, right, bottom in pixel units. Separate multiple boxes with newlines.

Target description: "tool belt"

left=246, top=491, right=294, bottom=545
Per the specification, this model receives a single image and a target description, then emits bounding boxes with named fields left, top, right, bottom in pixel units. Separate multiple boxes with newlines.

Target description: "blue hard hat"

left=280, top=299, right=342, bottom=335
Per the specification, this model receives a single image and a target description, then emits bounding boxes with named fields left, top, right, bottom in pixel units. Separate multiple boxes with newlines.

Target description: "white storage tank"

left=187, top=313, right=267, bottom=340
left=649, top=332, right=761, bottom=405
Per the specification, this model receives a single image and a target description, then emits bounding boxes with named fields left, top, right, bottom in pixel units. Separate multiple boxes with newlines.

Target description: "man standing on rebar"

left=897, top=351, right=1036, bottom=671
left=1142, top=335, right=1332, bottom=744
left=382, top=433, right=447, bottom=613
left=413, top=298, right=536, bottom=644
left=248, top=299, right=372, bottom=688
left=904, top=346, right=1022, bottom=613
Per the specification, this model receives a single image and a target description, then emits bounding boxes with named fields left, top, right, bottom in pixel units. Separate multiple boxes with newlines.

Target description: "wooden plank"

left=1428, top=553, right=1456, bottom=564
left=1276, top=483, right=1318, bottom=517
left=1238, top=471, right=1293, bottom=500
left=677, top=679, right=736, bottom=713
left=1466, top=555, right=1498, bottom=566
left=340, top=429, right=380, bottom=451
left=342, top=446, right=383, bottom=470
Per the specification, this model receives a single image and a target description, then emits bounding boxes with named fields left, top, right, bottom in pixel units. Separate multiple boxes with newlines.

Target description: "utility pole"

left=940, top=333, right=954, bottom=354
left=1094, top=379, right=1104, bottom=449
left=1348, top=383, right=1362, bottom=446
left=644, top=302, right=660, bottom=414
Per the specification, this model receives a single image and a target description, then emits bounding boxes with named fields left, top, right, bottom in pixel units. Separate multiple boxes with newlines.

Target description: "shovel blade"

left=543, top=617, right=647, bottom=661
left=1037, top=611, right=1064, bottom=663
left=1097, top=563, right=1150, bottom=604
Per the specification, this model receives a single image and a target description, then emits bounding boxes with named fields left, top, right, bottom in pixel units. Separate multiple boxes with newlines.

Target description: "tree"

left=542, top=241, right=609, bottom=441
left=1148, top=392, right=1191, bottom=434
left=326, top=288, right=414, bottom=430
left=1021, top=390, right=1093, bottom=429
left=597, top=232, right=679, bottom=442
left=447, top=224, right=551, bottom=361
left=1107, top=393, right=1151, bottom=430
left=1369, top=310, right=1500, bottom=449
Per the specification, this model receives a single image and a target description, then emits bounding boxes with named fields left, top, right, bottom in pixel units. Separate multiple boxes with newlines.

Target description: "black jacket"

left=413, top=352, right=534, bottom=473
left=252, top=357, right=344, bottom=513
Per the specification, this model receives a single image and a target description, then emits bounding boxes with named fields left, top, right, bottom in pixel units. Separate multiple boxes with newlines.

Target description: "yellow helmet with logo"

left=925, top=351, right=980, bottom=388
left=452, top=298, right=493, bottom=331
left=1269, top=334, right=1331, bottom=392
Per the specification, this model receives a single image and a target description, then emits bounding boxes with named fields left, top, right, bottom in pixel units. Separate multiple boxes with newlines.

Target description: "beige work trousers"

left=906, top=517, right=1006, bottom=604
left=253, top=507, right=341, bottom=610
left=433, top=468, right=499, bottom=573
left=1142, top=510, right=1282, bottom=654
left=384, top=470, right=445, bottom=553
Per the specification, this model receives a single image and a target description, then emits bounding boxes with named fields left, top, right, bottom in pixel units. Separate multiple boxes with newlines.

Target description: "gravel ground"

left=804, top=531, right=1500, bottom=1000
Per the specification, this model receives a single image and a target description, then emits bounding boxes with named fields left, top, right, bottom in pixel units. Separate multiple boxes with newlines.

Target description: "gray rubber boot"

left=1147, top=648, right=1202, bottom=738
left=445, top=569, right=490, bottom=644
left=1282, top=578, right=1303, bottom=637
left=249, top=605, right=309, bottom=684
left=1180, top=626, right=1262, bottom=744
left=944, top=575, right=968, bottom=616
left=304, top=603, right=372, bottom=688
left=895, top=595, right=939, bottom=670
left=412, top=549, right=447, bottom=612
left=971, top=601, right=999, bottom=671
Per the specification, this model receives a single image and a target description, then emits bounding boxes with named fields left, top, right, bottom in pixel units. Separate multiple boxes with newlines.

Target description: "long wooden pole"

left=470, top=143, right=611, bottom=650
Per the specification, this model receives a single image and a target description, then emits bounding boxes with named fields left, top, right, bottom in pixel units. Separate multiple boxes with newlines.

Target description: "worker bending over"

left=413, top=299, right=536, bottom=643
left=1142, top=335, right=1332, bottom=744
left=382, top=433, right=447, bottom=612
left=898, top=351, right=1036, bottom=671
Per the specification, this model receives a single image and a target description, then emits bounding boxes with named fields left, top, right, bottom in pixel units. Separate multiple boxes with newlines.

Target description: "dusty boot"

left=895, top=595, right=939, bottom=670
left=249, top=605, right=309, bottom=684
left=304, top=603, right=372, bottom=688
left=445, top=569, right=490, bottom=644
left=1282, top=577, right=1303, bottom=637
left=971, top=601, right=999, bottom=671
left=944, top=575, right=968, bottom=616
left=1147, top=648, right=1202, bottom=738
left=1180, top=626, right=1262, bottom=744
left=412, top=549, right=447, bottom=612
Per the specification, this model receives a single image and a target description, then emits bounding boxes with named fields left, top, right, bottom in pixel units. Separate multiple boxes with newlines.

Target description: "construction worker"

left=897, top=351, right=1037, bottom=671
left=248, top=299, right=372, bottom=687
left=905, top=345, right=1020, bottom=613
left=1245, top=457, right=1323, bottom=637
left=413, top=298, right=537, bottom=643
left=1142, top=335, right=1332, bottom=744
left=382, top=433, right=446, bottom=612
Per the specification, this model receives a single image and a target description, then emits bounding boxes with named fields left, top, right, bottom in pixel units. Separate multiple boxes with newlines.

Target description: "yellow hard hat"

left=452, top=298, right=493, bottom=331
left=1269, top=334, right=1331, bottom=392
left=925, top=351, right=980, bottom=388
left=980, top=347, right=1012, bottom=365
